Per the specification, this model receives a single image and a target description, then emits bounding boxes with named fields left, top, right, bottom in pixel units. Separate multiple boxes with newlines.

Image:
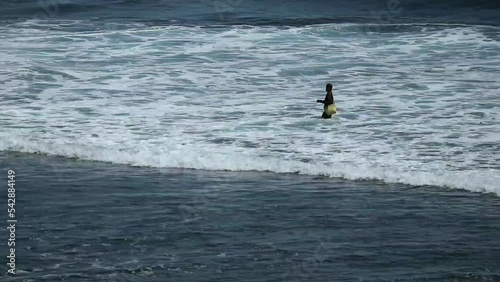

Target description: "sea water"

left=0, top=0, right=499, bottom=281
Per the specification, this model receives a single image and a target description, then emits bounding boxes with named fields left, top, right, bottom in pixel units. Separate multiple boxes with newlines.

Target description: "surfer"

left=316, top=83, right=336, bottom=118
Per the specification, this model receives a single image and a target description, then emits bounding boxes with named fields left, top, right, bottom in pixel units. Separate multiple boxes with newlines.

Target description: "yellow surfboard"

left=325, top=104, right=337, bottom=116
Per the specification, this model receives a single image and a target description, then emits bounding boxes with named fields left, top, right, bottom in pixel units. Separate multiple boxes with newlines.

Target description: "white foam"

left=1, top=21, right=499, bottom=195
left=1, top=135, right=499, bottom=195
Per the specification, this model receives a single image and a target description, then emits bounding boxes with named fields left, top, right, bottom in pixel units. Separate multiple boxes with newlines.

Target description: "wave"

left=1, top=137, right=498, bottom=196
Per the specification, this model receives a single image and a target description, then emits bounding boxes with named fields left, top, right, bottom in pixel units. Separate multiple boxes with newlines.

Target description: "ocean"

left=0, top=0, right=499, bottom=281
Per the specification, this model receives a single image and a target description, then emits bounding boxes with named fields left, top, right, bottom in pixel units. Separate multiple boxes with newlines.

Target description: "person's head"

left=326, top=83, right=333, bottom=92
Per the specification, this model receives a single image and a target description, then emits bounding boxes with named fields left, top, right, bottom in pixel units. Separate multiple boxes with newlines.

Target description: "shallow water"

left=1, top=20, right=499, bottom=194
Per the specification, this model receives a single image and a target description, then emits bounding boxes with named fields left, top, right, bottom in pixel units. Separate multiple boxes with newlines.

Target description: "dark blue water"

left=1, top=152, right=499, bottom=281
left=1, top=0, right=500, bottom=26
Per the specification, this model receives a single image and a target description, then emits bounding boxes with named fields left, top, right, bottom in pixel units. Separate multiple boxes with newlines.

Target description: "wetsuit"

left=317, top=91, right=336, bottom=118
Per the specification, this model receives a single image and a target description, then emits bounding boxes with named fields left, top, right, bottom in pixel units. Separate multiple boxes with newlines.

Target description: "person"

left=316, top=83, right=336, bottom=118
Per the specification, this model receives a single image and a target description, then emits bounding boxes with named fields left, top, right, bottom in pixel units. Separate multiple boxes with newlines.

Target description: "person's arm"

left=317, top=93, right=328, bottom=104
left=318, top=93, right=333, bottom=105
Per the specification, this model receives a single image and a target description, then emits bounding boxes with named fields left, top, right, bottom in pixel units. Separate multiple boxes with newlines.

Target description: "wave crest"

left=2, top=137, right=498, bottom=196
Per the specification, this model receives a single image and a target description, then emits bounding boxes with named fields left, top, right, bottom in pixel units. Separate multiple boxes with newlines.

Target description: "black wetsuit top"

left=319, top=91, right=334, bottom=107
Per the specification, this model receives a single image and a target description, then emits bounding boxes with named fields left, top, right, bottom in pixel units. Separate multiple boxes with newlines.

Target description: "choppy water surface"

left=1, top=20, right=499, bottom=194
left=1, top=153, right=500, bottom=281
left=1, top=1, right=500, bottom=281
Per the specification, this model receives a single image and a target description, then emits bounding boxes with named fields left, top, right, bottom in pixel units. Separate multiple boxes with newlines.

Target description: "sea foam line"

left=1, top=137, right=498, bottom=196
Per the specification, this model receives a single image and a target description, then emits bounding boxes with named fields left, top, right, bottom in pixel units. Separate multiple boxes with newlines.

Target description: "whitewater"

left=1, top=20, right=499, bottom=195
